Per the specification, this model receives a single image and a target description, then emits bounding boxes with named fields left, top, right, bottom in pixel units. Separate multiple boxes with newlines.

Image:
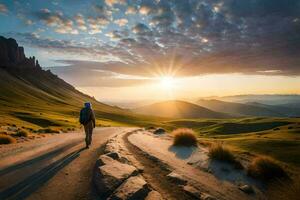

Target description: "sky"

left=0, top=0, right=300, bottom=102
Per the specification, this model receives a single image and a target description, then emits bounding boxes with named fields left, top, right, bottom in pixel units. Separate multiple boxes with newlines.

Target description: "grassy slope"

left=162, top=117, right=300, bottom=167
left=133, top=100, right=231, bottom=119
left=0, top=68, right=161, bottom=130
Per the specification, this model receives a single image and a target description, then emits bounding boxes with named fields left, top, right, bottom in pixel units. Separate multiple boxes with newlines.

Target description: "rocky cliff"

left=0, top=36, right=41, bottom=69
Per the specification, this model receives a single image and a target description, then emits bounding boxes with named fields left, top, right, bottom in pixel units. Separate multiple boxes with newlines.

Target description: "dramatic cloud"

left=2, top=0, right=300, bottom=82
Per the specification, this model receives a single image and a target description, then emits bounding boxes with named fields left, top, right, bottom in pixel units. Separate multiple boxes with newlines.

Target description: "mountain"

left=246, top=102, right=300, bottom=117
left=215, top=94, right=300, bottom=105
left=196, top=99, right=284, bottom=117
left=0, top=36, right=156, bottom=129
left=133, top=100, right=231, bottom=119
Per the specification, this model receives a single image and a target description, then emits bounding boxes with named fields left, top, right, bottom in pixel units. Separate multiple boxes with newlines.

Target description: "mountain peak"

left=0, top=36, right=41, bottom=69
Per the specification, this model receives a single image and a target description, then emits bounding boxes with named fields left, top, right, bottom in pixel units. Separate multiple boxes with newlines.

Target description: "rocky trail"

left=0, top=127, right=265, bottom=200
left=93, top=128, right=264, bottom=200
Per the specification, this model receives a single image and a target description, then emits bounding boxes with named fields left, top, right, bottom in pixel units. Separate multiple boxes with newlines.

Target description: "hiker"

left=79, top=102, right=96, bottom=148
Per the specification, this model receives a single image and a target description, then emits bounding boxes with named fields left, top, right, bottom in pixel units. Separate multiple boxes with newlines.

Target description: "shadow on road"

left=0, top=139, right=82, bottom=176
left=0, top=147, right=86, bottom=200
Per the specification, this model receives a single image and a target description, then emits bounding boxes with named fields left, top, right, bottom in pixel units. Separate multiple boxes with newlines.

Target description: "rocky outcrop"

left=0, top=36, right=41, bottom=69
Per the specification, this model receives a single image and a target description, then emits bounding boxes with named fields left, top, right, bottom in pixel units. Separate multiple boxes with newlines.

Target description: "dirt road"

left=0, top=127, right=132, bottom=200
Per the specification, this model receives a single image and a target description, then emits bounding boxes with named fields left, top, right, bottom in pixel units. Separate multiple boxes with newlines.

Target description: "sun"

left=160, top=76, right=175, bottom=89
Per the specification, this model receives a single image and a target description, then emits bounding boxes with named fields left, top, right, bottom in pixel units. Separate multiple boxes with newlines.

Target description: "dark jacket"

left=80, top=107, right=96, bottom=127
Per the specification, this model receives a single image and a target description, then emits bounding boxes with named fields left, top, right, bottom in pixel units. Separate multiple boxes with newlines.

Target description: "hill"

left=197, top=99, right=284, bottom=117
left=133, top=100, right=231, bottom=119
left=0, top=36, right=159, bottom=130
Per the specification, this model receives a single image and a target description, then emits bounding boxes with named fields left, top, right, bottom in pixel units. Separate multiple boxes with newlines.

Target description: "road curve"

left=0, top=127, right=132, bottom=200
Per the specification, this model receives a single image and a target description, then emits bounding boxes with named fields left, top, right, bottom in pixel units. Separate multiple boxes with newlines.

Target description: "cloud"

left=125, top=6, right=136, bottom=15
left=87, top=16, right=110, bottom=34
left=132, top=23, right=151, bottom=35
left=0, top=3, right=8, bottom=14
left=74, top=14, right=87, bottom=31
left=35, top=8, right=78, bottom=34
left=105, top=0, right=126, bottom=7
left=114, top=18, right=128, bottom=26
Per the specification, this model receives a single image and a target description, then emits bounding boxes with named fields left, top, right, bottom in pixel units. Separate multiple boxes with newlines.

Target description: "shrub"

left=154, top=128, right=166, bottom=134
left=208, top=143, right=235, bottom=163
left=38, top=128, right=59, bottom=133
left=15, top=130, right=29, bottom=137
left=0, top=134, right=16, bottom=144
left=172, top=128, right=197, bottom=146
left=247, top=156, right=288, bottom=181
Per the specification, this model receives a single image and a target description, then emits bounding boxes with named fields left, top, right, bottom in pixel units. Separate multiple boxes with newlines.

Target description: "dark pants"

left=84, top=121, right=94, bottom=146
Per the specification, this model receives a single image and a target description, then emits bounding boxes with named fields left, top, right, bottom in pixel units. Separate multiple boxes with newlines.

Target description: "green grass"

left=0, top=68, right=162, bottom=130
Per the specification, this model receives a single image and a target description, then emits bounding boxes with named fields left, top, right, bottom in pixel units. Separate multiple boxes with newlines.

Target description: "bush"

left=15, top=130, right=29, bottom=137
left=154, top=128, right=166, bottom=134
left=0, top=134, right=16, bottom=144
left=208, top=143, right=235, bottom=162
left=38, top=128, right=59, bottom=133
left=247, top=156, right=288, bottom=181
left=172, top=128, right=197, bottom=146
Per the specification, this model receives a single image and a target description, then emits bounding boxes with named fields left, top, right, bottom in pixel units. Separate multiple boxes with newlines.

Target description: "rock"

left=93, top=160, right=138, bottom=196
left=0, top=36, right=40, bottom=68
left=183, top=185, right=201, bottom=199
left=106, top=152, right=120, bottom=160
left=200, top=193, right=217, bottom=200
left=166, top=172, right=187, bottom=185
left=109, top=176, right=150, bottom=200
left=96, top=154, right=115, bottom=167
left=154, top=128, right=165, bottom=134
left=145, top=190, right=163, bottom=200
left=239, top=184, right=254, bottom=194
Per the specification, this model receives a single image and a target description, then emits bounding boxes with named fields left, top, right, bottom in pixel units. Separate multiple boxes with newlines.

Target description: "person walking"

left=79, top=102, right=96, bottom=149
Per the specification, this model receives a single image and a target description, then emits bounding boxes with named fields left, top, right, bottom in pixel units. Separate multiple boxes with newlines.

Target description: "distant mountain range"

left=214, top=94, right=300, bottom=105
left=133, top=100, right=231, bottom=119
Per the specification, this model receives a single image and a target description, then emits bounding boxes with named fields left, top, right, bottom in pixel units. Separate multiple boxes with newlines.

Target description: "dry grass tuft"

left=209, top=143, right=235, bottom=162
left=15, top=130, right=29, bottom=137
left=247, top=156, right=288, bottom=181
left=0, top=134, right=16, bottom=144
left=172, top=128, right=197, bottom=146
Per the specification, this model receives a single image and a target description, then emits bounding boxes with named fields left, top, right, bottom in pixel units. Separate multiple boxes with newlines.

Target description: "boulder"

left=109, top=176, right=150, bottom=200
left=93, top=160, right=138, bottom=196
left=106, top=152, right=121, bottom=160
left=145, top=190, right=163, bottom=200
left=183, top=185, right=201, bottom=199
left=166, top=172, right=187, bottom=185
left=200, top=193, right=217, bottom=200
left=239, top=184, right=254, bottom=194
left=95, top=154, right=115, bottom=167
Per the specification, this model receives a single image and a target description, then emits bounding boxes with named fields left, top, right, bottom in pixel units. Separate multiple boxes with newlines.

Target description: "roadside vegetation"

left=14, top=129, right=29, bottom=137
left=247, top=156, right=288, bottom=181
left=172, top=128, right=197, bottom=146
left=208, top=143, right=242, bottom=168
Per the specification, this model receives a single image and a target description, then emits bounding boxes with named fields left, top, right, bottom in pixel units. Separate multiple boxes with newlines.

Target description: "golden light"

left=160, top=76, right=175, bottom=89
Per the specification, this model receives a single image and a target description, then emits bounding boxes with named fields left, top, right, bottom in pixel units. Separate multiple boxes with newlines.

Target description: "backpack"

left=79, top=107, right=90, bottom=125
